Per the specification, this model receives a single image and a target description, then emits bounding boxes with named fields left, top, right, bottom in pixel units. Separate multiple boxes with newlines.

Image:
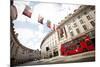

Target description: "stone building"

left=40, top=5, right=95, bottom=59
left=10, top=1, right=41, bottom=65
left=11, top=21, right=41, bottom=65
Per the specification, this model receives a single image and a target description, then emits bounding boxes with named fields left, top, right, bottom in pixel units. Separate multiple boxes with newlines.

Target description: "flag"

left=85, top=35, right=90, bottom=42
left=53, top=24, right=57, bottom=31
left=46, top=20, right=57, bottom=31
left=47, top=20, right=51, bottom=28
left=53, top=24, right=55, bottom=31
left=23, top=5, right=32, bottom=18
left=38, top=15, right=44, bottom=24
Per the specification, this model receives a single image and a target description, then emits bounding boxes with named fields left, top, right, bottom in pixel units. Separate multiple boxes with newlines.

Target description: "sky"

left=13, top=1, right=80, bottom=50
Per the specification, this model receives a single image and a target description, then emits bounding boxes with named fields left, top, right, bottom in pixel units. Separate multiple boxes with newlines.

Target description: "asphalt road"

left=16, top=51, right=95, bottom=66
left=17, top=56, right=95, bottom=66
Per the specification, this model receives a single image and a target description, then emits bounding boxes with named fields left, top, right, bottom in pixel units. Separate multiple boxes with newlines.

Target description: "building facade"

left=11, top=22, right=41, bottom=65
left=40, top=5, right=95, bottom=59
left=10, top=1, right=41, bottom=65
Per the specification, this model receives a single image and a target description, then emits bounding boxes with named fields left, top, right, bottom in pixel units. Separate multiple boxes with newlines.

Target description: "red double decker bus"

left=60, top=31, right=95, bottom=56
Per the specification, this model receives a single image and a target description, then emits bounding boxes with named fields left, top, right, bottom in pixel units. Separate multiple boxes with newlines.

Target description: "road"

left=18, top=51, right=95, bottom=66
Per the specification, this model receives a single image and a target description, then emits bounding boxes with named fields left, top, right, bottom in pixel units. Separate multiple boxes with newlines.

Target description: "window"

left=11, top=42, right=14, bottom=50
left=80, top=19, right=85, bottom=24
left=90, top=21, right=95, bottom=27
left=73, top=39, right=77, bottom=44
left=68, top=45, right=76, bottom=50
left=50, top=53, right=52, bottom=58
left=73, top=23, right=77, bottom=28
left=86, top=15, right=92, bottom=20
left=94, top=11, right=95, bottom=14
left=79, top=36, right=85, bottom=42
left=84, top=12, right=87, bottom=15
left=76, top=28, right=80, bottom=34
left=68, top=26, right=72, bottom=31
left=53, top=51, right=58, bottom=56
left=70, top=31, right=74, bottom=36
left=90, top=6, right=95, bottom=10
left=88, top=30, right=95, bottom=39
left=83, top=25, right=88, bottom=31
left=46, top=47, right=49, bottom=51
left=77, top=16, right=81, bottom=19
left=59, top=28, right=64, bottom=38
left=22, top=49, right=24, bottom=54
left=86, top=40, right=93, bottom=46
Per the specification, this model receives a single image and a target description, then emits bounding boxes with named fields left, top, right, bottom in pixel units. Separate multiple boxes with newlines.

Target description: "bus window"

left=79, top=37, right=85, bottom=42
left=76, top=43, right=81, bottom=48
left=86, top=40, right=93, bottom=46
left=68, top=45, right=76, bottom=50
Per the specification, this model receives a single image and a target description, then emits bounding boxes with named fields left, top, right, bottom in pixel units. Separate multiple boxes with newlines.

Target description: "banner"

left=38, top=15, right=44, bottom=24
left=23, top=5, right=32, bottom=18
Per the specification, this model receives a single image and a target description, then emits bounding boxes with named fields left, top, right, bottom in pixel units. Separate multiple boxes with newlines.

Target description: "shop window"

left=50, top=53, right=52, bottom=58
left=46, top=47, right=49, bottom=51
left=54, top=51, right=59, bottom=56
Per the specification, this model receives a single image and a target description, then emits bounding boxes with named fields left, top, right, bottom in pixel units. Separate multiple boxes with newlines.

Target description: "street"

left=18, top=51, right=95, bottom=66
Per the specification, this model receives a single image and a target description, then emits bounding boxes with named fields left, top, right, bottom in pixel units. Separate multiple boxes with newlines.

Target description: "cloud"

left=14, top=1, right=80, bottom=50
left=15, top=28, right=46, bottom=50
left=14, top=20, right=39, bottom=31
